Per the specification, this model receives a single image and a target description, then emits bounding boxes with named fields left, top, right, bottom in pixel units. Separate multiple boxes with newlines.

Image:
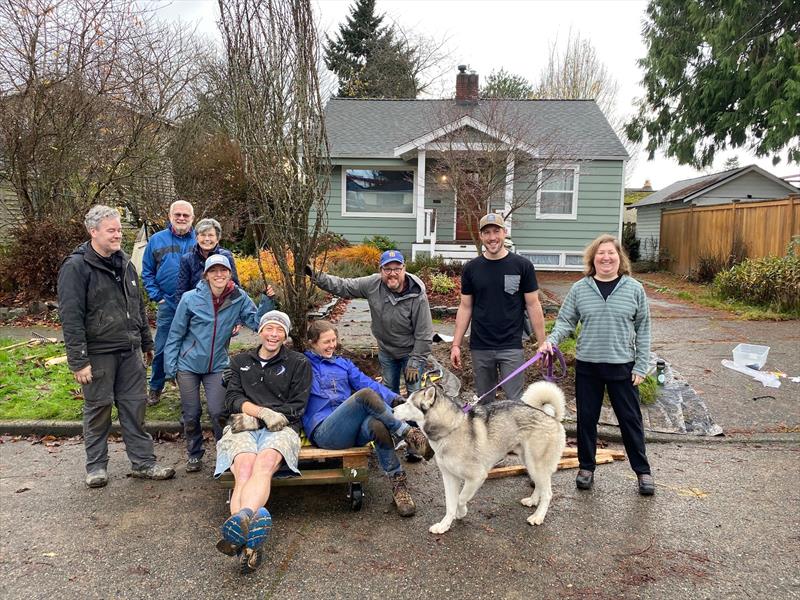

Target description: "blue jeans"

left=149, top=302, right=175, bottom=392
left=378, top=351, right=422, bottom=395
left=310, top=389, right=408, bottom=476
left=176, top=371, right=226, bottom=459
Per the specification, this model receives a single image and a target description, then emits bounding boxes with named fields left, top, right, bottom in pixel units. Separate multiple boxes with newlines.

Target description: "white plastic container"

left=732, top=344, right=770, bottom=370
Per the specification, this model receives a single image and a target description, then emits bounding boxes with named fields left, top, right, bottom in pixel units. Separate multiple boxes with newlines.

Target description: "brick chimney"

left=455, top=65, right=479, bottom=104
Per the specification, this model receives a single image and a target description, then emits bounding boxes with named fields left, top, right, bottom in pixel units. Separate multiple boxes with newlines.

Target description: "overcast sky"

left=148, top=0, right=798, bottom=189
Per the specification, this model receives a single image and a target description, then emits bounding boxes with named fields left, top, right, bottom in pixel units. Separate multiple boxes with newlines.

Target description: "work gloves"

left=229, top=407, right=289, bottom=433
left=304, top=264, right=314, bottom=277
left=404, top=357, right=425, bottom=384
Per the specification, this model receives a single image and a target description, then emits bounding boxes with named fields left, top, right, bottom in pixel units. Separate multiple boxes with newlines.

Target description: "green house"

left=323, top=68, right=629, bottom=270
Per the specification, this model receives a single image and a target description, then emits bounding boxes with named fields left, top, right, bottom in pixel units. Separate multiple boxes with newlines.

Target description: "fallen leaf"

left=15, top=487, right=30, bottom=493
left=42, top=552, right=57, bottom=557
left=678, top=487, right=709, bottom=499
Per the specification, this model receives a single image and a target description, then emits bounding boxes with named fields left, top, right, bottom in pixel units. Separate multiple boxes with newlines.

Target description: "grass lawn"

left=0, top=338, right=183, bottom=422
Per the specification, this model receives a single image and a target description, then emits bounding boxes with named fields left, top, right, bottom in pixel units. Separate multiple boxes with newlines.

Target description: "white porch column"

left=504, top=152, right=515, bottom=234
left=415, top=148, right=426, bottom=243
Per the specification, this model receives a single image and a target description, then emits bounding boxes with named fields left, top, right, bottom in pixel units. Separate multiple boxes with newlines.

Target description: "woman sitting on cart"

left=303, top=320, right=432, bottom=517
left=214, top=310, right=312, bottom=574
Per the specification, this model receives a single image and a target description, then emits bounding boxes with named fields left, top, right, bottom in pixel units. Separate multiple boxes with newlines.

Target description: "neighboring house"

left=322, top=67, right=629, bottom=270
left=623, top=180, right=656, bottom=224
left=632, top=165, right=798, bottom=257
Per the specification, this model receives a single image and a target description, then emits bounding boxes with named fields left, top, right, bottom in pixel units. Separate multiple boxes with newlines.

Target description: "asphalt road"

left=1, top=436, right=798, bottom=599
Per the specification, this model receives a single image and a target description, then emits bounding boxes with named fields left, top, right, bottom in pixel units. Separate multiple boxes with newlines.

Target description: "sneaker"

left=576, top=469, right=594, bottom=490
left=246, top=507, right=272, bottom=550
left=404, top=427, right=434, bottom=461
left=130, top=464, right=176, bottom=480
left=186, top=457, right=203, bottom=473
left=637, top=473, right=655, bottom=496
left=85, top=468, right=108, bottom=488
left=389, top=472, right=416, bottom=517
left=219, top=508, right=253, bottom=554
left=147, top=388, right=162, bottom=407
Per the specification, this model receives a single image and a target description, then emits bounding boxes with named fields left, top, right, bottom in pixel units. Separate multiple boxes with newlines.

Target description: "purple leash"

left=462, top=345, right=566, bottom=413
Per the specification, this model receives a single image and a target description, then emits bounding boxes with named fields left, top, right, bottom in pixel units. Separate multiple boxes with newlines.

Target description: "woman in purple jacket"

left=303, top=320, right=431, bottom=517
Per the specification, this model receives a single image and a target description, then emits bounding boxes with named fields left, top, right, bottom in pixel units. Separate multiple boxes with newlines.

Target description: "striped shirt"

left=547, top=275, right=651, bottom=376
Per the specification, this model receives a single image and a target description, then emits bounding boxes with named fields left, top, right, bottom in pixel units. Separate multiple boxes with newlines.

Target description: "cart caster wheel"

left=348, top=482, right=363, bottom=511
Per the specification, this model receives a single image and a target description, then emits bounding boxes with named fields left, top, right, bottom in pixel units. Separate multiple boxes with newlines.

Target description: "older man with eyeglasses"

left=307, top=250, right=434, bottom=458
left=141, top=200, right=196, bottom=405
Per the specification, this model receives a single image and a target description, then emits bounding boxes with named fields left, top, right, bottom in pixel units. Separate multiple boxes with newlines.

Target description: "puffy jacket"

left=302, top=351, right=399, bottom=438
left=163, top=280, right=274, bottom=378
left=141, top=224, right=196, bottom=306
left=175, top=244, right=240, bottom=300
left=57, top=242, right=153, bottom=371
left=225, top=346, right=311, bottom=433
left=312, top=271, right=433, bottom=362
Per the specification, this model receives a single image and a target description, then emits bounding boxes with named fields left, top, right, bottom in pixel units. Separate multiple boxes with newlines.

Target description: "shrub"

left=324, top=244, right=381, bottom=278
left=714, top=254, right=800, bottom=312
left=363, top=234, right=397, bottom=252
left=429, top=273, right=456, bottom=294
left=622, top=222, right=640, bottom=262
left=318, top=232, right=351, bottom=252
left=407, top=254, right=464, bottom=277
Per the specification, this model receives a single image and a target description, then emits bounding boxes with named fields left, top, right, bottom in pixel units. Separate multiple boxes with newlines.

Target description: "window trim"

left=536, top=165, right=580, bottom=220
left=518, top=250, right=584, bottom=270
left=341, top=166, right=417, bottom=218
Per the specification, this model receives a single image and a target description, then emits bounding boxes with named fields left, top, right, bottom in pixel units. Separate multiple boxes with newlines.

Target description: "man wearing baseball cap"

left=451, top=213, right=546, bottom=402
left=307, top=249, right=433, bottom=453
left=214, top=309, right=311, bottom=574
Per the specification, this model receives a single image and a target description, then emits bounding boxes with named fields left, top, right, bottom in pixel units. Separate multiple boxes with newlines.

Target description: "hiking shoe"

left=240, top=547, right=263, bottom=574
left=389, top=472, right=416, bottom=517
left=85, top=468, right=108, bottom=488
left=130, top=464, right=175, bottom=480
left=404, top=427, right=434, bottom=461
left=576, top=469, right=594, bottom=490
left=637, top=473, right=655, bottom=496
left=186, top=457, right=203, bottom=473
left=220, top=508, right=253, bottom=553
left=246, top=507, right=272, bottom=550
left=404, top=448, right=423, bottom=463
left=147, top=388, right=162, bottom=406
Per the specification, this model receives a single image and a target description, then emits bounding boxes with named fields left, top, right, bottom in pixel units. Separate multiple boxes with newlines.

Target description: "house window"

left=537, top=167, right=578, bottom=219
left=521, top=252, right=561, bottom=267
left=343, top=169, right=414, bottom=217
left=565, top=254, right=584, bottom=267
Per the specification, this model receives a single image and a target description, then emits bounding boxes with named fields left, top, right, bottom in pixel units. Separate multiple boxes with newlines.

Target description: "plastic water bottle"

left=656, top=360, right=666, bottom=386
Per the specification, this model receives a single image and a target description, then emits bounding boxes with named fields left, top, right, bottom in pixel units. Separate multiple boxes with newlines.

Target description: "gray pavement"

left=1, top=436, right=798, bottom=599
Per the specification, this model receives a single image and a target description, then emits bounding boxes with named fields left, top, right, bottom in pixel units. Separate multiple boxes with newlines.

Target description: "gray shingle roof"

left=324, top=98, right=628, bottom=160
left=632, top=166, right=753, bottom=207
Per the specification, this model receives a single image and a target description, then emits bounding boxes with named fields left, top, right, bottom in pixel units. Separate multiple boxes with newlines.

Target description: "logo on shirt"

left=239, top=365, right=251, bottom=371
left=275, top=366, right=286, bottom=376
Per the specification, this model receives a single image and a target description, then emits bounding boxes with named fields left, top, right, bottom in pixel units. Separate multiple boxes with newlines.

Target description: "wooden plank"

left=298, top=446, right=371, bottom=460
left=487, top=453, right=617, bottom=480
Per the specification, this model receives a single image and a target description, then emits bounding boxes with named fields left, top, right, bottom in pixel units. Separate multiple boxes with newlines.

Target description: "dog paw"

left=429, top=521, right=451, bottom=535
left=455, top=505, right=468, bottom=519
left=527, top=513, right=545, bottom=526
left=520, top=496, right=536, bottom=507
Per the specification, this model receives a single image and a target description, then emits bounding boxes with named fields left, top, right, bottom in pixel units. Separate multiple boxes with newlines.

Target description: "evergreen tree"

left=627, top=0, right=800, bottom=167
left=324, top=0, right=418, bottom=98
left=481, top=69, right=534, bottom=99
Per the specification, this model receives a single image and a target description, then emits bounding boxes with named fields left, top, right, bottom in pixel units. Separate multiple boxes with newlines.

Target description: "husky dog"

left=395, top=380, right=566, bottom=534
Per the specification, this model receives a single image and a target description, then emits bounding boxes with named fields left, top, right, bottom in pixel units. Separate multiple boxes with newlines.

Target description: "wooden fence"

left=659, top=195, right=800, bottom=275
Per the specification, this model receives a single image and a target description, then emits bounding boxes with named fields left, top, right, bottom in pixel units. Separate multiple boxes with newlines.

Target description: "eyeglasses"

left=172, top=212, right=192, bottom=218
left=381, top=266, right=404, bottom=274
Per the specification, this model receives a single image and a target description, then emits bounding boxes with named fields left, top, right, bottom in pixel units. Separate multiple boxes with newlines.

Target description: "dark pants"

left=149, top=302, right=175, bottom=392
left=575, top=370, right=650, bottom=475
left=176, top=370, right=226, bottom=459
left=82, top=351, right=156, bottom=473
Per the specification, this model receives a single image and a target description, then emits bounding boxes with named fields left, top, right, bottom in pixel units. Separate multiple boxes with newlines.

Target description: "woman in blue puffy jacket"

left=165, top=254, right=274, bottom=473
left=302, top=320, right=431, bottom=517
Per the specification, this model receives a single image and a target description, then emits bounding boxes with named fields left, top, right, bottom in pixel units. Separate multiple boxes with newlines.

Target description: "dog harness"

left=462, top=345, right=567, bottom=413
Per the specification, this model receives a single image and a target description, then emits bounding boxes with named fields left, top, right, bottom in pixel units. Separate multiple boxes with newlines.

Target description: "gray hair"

left=169, top=200, right=194, bottom=216
left=84, top=205, right=121, bottom=232
left=195, top=218, right=222, bottom=237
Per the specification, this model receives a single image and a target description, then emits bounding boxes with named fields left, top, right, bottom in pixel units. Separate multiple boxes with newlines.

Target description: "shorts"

left=214, top=425, right=301, bottom=477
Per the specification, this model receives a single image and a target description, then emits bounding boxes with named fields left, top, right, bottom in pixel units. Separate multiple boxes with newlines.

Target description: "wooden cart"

left=217, top=446, right=373, bottom=511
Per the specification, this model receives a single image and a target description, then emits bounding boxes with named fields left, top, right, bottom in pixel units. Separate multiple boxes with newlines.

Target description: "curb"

left=2, top=420, right=798, bottom=445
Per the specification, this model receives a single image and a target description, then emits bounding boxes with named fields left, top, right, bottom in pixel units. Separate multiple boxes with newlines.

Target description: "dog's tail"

left=521, top=381, right=566, bottom=421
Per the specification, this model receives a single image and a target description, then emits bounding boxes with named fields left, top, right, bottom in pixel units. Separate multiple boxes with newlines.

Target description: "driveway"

left=1, top=436, right=798, bottom=599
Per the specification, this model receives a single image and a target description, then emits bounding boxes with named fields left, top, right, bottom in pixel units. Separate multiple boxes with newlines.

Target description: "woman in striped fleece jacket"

left=539, top=234, right=655, bottom=496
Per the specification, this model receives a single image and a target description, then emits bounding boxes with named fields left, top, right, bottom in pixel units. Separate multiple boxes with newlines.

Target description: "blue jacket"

left=163, top=281, right=274, bottom=377
left=302, top=351, right=398, bottom=437
left=176, top=245, right=240, bottom=300
left=141, top=224, right=196, bottom=306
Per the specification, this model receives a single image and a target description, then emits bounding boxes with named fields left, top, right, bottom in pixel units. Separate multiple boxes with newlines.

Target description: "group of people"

left=57, top=203, right=654, bottom=574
